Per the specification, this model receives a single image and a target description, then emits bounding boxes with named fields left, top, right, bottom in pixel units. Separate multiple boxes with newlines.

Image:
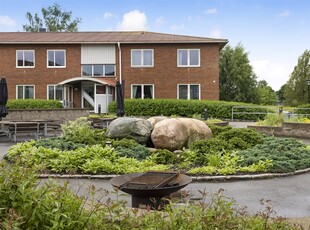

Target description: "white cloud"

left=251, top=59, right=290, bottom=91
left=205, top=8, right=218, bottom=15
left=0, top=15, right=16, bottom=27
left=209, top=29, right=221, bottom=38
left=278, top=9, right=290, bottom=17
left=170, top=24, right=185, bottom=31
left=154, top=16, right=165, bottom=28
left=117, top=10, right=148, bottom=31
left=103, top=12, right=115, bottom=20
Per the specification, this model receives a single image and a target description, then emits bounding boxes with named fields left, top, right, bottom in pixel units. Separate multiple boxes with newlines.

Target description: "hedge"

left=7, top=99, right=62, bottom=109
left=108, top=99, right=274, bottom=120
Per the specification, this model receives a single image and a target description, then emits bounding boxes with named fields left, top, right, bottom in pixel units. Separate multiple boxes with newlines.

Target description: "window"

left=131, top=49, right=154, bottom=67
left=16, top=50, right=35, bottom=68
left=81, top=64, right=115, bottom=77
left=177, top=49, right=200, bottom=67
left=47, top=50, right=66, bottom=67
left=132, top=84, right=154, bottom=99
left=178, top=84, right=200, bottom=100
left=47, top=85, right=64, bottom=100
left=16, top=85, right=35, bottom=99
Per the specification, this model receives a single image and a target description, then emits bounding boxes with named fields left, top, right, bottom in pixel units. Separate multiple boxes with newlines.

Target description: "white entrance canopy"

left=57, top=77, right=116, bottom=86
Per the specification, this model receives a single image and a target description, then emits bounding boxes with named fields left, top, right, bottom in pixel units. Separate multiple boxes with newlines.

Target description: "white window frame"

left=131, top=49, right=154, bottom=67
left=177, top=49, right=200, bottom=67
left=16, top=50, right=35, bottom=68
left=81, top=64, right=116, bottom=77
left=47, top=50, right=66, bottom=68
left=47, top=85, right=64, bottom=100
left=131, top=84, right=155, bottom=99
left=16, top=85, right=35, bottom=99
left=177, top=84, right=201, bottom=100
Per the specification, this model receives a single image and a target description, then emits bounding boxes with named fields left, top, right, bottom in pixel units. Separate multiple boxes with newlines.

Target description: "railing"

left=231, top=106, right=277, bottom=121
left=291, top=108, right=310, bottom=117
left=231, top=106, right=310, bottom=121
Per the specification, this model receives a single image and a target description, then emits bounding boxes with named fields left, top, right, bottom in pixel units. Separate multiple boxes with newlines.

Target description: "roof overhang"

left=57, top=77, right=116, bottom=86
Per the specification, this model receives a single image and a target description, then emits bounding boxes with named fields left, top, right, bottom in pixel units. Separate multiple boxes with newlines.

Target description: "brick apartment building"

left=0, top=31, right=228, bottom=113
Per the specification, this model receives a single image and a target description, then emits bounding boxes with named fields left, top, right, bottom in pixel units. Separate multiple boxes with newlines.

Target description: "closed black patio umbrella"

left=116, top=80, right=125, bottom=117
left=0, top=78, right=8, bottom=121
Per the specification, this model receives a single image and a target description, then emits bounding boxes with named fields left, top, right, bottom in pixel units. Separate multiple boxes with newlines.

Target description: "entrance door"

left=95, top=84, right=107, bottom=113
left=63, top=85, right=73, bottom=108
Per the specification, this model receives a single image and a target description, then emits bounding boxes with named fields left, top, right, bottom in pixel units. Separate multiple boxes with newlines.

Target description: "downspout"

left=117, top=42, right=122, bottom=83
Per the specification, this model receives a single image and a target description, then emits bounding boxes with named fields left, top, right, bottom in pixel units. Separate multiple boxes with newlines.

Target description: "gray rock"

left=151, top=118, right=212, bottom=151
left=107, top=117, right=152, bottom=145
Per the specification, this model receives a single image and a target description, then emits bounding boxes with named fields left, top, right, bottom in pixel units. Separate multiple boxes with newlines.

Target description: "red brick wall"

left=120, top=43, right=220, bottom=100
left=0, top=42, right=220, bottom=107
left=0, top=44, right=81, bottom=100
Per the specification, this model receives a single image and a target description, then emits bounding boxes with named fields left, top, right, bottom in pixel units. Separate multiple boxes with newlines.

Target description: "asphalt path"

left=1, top=122, right=310, bottom=218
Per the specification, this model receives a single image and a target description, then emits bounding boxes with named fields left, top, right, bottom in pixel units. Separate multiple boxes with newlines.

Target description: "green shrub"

left=114, top=145, right=151, bottom=160
left=108, top=99, right=272, bottom=120
left=256, top=113, right=284, bottom=126
left=150, top=149, right=176, bottom=164
left=34, top=137, right=86, bottom=151
left=207, top=123, right=233, bottom=137
left=7, top=99, right=62, bottom=109
left=112, top=138, right=140, bottom=148
left=61, top=117, right=106, bottom=145
left=217, top=128, right=264, bottom=148
left=238, top=136, right=310, bottom=173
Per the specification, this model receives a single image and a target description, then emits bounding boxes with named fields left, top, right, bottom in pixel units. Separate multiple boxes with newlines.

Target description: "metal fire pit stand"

left=110, top=171, right=192, bottom=210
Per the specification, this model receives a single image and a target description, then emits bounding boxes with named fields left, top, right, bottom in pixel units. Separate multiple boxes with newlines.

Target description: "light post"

left=306, top=79, right=310, bottom=104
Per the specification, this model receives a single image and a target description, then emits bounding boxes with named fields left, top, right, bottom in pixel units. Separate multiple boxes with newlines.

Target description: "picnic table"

left=0, top=119, right=62, bottom=142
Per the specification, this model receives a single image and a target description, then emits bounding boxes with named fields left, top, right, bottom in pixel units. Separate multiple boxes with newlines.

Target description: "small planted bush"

left=61, top=117, right=106, bottom=145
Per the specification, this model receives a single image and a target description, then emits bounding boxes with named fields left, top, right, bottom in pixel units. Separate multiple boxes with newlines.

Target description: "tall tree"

left=23, top=3, right=81, bottom=32
left=284, top=50, right=310, bottom=106
left=219, top=44, right=259, bottom=103
left=257, top=80, right=277, bottom=105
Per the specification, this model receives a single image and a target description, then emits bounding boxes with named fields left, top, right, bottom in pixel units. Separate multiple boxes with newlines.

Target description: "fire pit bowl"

left=110, top=171, right=192, bottom=209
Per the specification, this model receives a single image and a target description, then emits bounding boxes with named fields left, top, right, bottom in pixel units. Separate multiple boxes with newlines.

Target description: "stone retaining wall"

left=3, top=109, right=90, bottom=122
left=248, top=122, right=310, bottom=139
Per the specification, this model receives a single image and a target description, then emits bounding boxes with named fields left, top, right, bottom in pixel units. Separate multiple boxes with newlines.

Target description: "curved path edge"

left=38, top=167, right=310, bottom=181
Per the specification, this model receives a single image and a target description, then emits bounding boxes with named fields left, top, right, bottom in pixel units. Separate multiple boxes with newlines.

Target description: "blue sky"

left=0, top=0, right=309, bottom=91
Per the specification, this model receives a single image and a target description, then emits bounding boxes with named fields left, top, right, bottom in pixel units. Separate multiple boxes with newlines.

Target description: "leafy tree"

left=23, top=3, right=81, bottom=32
left=276, top=84, right=286, bottom=103
left=284, top=50, right=310, bottom=106
left=219, top=44, right=259, bottom=103
left=257, top=80, right=277, bottom=105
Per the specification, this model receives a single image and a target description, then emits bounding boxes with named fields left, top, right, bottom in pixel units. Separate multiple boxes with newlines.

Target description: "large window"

left=16, top=50, right=35, bottom=68
left=47, top=50, right=66, bottom=67
left=16, top=85, right=35, bottom=99
left=132, top=84, right=154, bottom=99
left=178, top=84, right=200, bottom=100
left=131, top=49, right=154, bottom=67
left=81, top=64, right=115, bottom=77
left=47, top=85, right=64, bottom=100
left=177, top=49, right=200, bottom=67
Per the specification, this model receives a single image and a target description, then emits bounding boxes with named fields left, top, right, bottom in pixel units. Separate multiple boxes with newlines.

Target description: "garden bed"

left=248, top=122, right=310, bottom=139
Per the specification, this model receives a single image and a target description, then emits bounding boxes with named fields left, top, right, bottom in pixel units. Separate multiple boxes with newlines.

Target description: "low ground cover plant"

left=5, top=121, right=310, bottom=176
left=0, top=162, right=301, bottom=229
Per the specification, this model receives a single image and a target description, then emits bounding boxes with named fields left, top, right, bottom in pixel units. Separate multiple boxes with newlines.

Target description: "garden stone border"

left=38, top=167, right=310, bottom=181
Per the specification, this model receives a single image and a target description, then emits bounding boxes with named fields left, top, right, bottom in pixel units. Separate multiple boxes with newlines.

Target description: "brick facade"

left=121, top=43, right=220, bottom=100
left=0, top=32, right=227, bottom=109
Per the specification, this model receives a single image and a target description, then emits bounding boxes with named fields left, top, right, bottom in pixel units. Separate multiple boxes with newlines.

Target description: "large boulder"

left=107, top=117, right=152, bottom=145
left=147, top=116, right=168, bottom=128
left=151, top=118, right=212, bottom=151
